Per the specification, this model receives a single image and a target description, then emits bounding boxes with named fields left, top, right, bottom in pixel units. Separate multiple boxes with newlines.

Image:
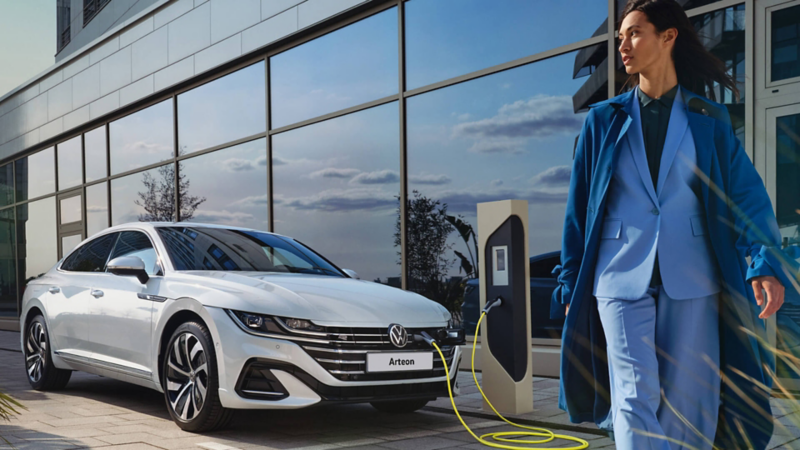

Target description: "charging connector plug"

left=482, top=296, right=503, bottom=314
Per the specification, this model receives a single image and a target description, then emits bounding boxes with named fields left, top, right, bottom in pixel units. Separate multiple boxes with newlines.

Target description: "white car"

left=20, top=223, right=464, bottom=431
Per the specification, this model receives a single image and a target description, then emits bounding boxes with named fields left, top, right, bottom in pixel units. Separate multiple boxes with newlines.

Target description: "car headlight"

left=281, top=318, right=325, bottom=333
left=227, top=310, right=284, bottom=334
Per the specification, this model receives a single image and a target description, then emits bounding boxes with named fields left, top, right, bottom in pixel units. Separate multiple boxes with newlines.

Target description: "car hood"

left=179, top=271, right=449, bottom=327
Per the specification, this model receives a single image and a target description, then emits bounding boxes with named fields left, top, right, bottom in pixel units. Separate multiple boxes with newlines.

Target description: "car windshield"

left=156, top=226, right=344, bottom=277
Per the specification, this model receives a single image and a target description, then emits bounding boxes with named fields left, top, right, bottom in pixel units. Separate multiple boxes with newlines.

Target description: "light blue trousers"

left=597, top=286, right=721, bottom=450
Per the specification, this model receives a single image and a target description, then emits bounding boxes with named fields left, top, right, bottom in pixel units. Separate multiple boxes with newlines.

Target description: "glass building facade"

left=0, top=0, right=798, bottom=384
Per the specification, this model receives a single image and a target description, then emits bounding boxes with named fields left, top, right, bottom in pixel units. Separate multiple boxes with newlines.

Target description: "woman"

left=551, top=0, right=794, bottom=448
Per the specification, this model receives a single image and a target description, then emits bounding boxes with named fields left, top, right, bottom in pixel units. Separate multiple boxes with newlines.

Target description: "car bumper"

left=208, top=307, right=462, bottom=410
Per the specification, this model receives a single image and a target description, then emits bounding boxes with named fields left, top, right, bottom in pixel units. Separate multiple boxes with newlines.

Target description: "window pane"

left=407, top=47, right=604, bottom=330
left=771, top=4, right=800, bottom=82
left=0, top=163, right=13, bottom=207
left=270, top=8, right=397, bottom=128
left=61, top=235, right=83, bottom=258
left=178, top=63, right=266, bottom=154
left=111, top=164, right=174, bottom=225
left=179, top=138, right=268, bottom=229
left=16, top=197, right=57, bottom=288
left=109, top=231, right=159, bottom=275
left=85, top=126, right=108, bottom=182
left=16, top=147, right=55, bottom=201
left=110, top=99, right=174, bottom=175
left=0, top=208, right=16, bottom=317
left=273, top=103, right=399, bottom=285
left=406, top=0, right=608, bottom=89
left=86, top=182, right=109, bottom=237
left=57, top=135, right=83, bottom=190
left=62, top=233, right=116, bottom=272
left=616, top=0, right=725, bottom=20
left=60, top=196, right=82, bottom=224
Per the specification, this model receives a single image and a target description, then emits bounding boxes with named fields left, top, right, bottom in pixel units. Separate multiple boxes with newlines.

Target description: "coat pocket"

left=601, top=219, right=622, bottom=239
left=690, top=214, right=708, bottom=236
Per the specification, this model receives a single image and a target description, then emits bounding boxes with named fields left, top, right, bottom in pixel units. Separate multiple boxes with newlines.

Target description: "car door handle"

left=48, top=287, right=60, bottom=294
left=90, top=289, right=104, bottom=298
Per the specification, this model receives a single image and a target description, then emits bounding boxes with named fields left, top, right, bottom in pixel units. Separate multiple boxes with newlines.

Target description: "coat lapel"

left=626, top=87, right=660, bottom=206
left=655, top=87, right=689, bottom=196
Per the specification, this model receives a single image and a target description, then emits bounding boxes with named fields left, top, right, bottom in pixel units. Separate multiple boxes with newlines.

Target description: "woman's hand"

left=565, top=305, right=569, bottom=316
left=751, top=275, right=784, bottom=319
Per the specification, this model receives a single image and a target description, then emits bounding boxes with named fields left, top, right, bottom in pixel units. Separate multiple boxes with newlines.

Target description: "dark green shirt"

left=638, top=83, right=679, bottom=186
left=638, top=83, right=678, bottom=287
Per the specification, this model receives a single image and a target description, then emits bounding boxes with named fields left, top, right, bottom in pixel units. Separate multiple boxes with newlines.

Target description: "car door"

left=47, top=233, right=118, bottom=359
left=88, top=230, right=164, bottom=377
left=528, top=252, right=565, bottom=339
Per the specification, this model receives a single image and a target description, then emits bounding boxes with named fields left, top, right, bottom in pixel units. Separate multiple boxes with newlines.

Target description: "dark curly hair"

left=618, top=0, right=740, bottom=102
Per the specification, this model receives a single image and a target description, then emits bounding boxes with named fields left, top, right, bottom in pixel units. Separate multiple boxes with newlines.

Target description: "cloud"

left=350, top=170, right=400, bottom=185
left=280, top=189, right=396, bottom=212
left=409, top=173, right=452, bottom=185
left=223, top=158, right=257, bottom=172
left=491, top=179, right=504, bottom=187
left=309, top=168, right=361, bottom=179
left=232, top=195, right=268, bottom=208
left=453, top=95, right=583, bottom=141
left=530, top=165, right=571, bottom=186
left=457, top=113, right=472, bottom=121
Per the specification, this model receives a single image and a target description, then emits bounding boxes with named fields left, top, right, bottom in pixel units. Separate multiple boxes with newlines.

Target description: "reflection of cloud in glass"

left=232, top=195, right=268, bottom=208
left=309, top=168, right=360, bottom=179
left=278, top=188, right=395, bottom=212
left=350, top=170, right=399, bottom=185
left=454, top=95, right=583, bottom=140
left=436, top=188, right=568, bottom=214
left=530, top=165, right=571, bottom=186
left=223, top=158, right=259, bottom=172
left=110, top=99, right=174, bottom=175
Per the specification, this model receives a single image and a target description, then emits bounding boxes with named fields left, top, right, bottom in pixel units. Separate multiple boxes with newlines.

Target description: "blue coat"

left=551, top=85, right=800, bottom=449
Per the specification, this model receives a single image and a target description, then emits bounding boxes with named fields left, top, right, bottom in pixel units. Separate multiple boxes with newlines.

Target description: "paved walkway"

left=0, top=330, right=797, bottom=449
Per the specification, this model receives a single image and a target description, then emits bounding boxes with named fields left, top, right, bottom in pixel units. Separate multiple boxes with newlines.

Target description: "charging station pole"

left=476, top=200, right=533, bottom=415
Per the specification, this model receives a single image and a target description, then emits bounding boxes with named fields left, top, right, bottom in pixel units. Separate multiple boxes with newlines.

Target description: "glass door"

left=57, top=189, right=83, bottom=259
left=766, top=102, right=800, bottom=391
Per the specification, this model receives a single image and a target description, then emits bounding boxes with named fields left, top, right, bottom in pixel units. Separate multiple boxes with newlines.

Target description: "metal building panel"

left=210, top=0, right=260, bottom=44
left=89, top=37, right=120, bottom=66
left=100, top=46, right=133, bottom=96
left=47, top=79, right=73, bottom=122
left=298, top=0, right=366, bottom=29
left=132, top=26, right=169, bottom=81
left=120, top=16, right=155, bottom=48
left=72, top=64, right=102, bottom=109
left=168, top=2, right=211, bottom=64
left=39, top=71, right=64, bottom=93
left=63, top=105, right=91, bottom=133
left=120, top=75, right=155, bottom=107
left=154, top=56, right=195, bottom=92
left=195, top=34, right=242, bottom=74
left=262, top=0, right=304, bottom=21
left=40, top=118, right=64, bottom=142
left=154, top=0, right=193, bottom=29
left=242, top=7, right=298, bottom=54
left=90, top=92, right=120, bottom=120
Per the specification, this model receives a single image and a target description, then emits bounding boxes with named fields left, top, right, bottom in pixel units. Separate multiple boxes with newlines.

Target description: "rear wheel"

left=162, top=321, right=233, bottom=432
left=24, top=315, right=71, bottom=390
left=370, top=399, right=430, bottom=413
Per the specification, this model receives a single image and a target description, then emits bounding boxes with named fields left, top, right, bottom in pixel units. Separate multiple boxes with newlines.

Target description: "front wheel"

left=162, top=321, right=232, bottom=432
left=370, top=399, right=430, bottom=413
left=24, top=315, right=71, bottom=390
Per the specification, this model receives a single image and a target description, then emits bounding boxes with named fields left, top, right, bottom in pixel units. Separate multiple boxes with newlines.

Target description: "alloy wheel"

left=25, top=321, right=47, bottom=383
left=166, top=332, right=209, bottom=422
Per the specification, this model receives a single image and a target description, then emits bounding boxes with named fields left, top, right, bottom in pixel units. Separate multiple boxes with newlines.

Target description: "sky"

left=0, top=0, right=56, bottom=98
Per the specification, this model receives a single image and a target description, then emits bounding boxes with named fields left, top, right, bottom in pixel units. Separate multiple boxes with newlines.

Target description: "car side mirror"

left=342, top=269, right=360, bottom=279
left=107, top=256, right=149, bottom=284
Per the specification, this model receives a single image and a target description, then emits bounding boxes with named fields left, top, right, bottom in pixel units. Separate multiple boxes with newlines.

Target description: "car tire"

left=162, top=321, right=233, bottom=432
left=370, top=399, right=430, bottom=413
left=24, top=315, right=72, bottom=391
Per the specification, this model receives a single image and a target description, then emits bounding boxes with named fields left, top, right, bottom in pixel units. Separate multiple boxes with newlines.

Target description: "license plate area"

left=366, top=352, right=433, bottom=372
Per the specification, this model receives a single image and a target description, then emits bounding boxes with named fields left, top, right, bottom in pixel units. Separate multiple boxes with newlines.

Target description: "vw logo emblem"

left=388, top=324, right=408, bottom=348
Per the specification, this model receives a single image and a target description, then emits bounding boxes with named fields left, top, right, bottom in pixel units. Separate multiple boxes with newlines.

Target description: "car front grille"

left=300, top=327, right=458, bottom=382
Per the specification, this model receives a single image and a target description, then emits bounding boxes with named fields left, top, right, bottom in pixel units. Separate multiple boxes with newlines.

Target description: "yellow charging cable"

left=431, top=311, right=590, bottom=449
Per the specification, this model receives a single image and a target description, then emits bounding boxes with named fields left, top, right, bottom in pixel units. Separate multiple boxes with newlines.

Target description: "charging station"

left=476, top=199, right=533, bottom=415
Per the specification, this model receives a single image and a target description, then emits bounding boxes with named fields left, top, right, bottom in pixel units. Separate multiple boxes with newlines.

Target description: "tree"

left=135, top=162, right=206, bottom=222
left=0, top=389, right=23, bottom=444
left=395, top=191, right=463, bottom=313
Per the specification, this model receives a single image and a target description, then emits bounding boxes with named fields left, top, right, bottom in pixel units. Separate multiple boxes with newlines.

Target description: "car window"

left=108, top=231, right=160, bottom=276
left=529, top=254, right=560, bottom=278
left=61, top=233, right=118, bottom=272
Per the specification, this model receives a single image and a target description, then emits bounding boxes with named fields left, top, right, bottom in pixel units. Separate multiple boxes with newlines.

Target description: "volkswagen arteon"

left=20, top=223, right=464, bottom=431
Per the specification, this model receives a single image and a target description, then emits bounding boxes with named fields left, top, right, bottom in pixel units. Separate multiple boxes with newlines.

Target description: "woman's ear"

left=663, top=28, right=678, bottom=46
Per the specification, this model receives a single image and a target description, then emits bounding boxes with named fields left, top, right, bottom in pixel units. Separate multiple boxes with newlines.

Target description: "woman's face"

left=618, top=11, right=676, bottom=76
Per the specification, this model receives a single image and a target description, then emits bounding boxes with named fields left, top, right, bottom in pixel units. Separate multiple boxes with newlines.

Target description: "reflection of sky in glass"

left=408, top=49, right=600, bottom=278
left=110, top=100, right=174, bottom=175
left=86, top=182, right=109, bottom=237
left=180, top=138, right=268, bottom=230
left=17, top=196, right=57, bottom=281
left=16, top=147, right=55, bottom=201
left=85, top=126, right=107, bottom=183
left=178, top=63, right=266, bottom=154
left=270, top=7, right=397, bottom=129
left=57, top=135, right=83, bottom=190
left=273, top=103, right=399, bottom=283
left=0, top=164, right=13, bottom=207
left=111, top=164, right=171, bottom=225
left=405, top=0, right=608, bottom=89
left=61, top=235, right=82, bottom=257
left=59, top=196, right=81, bottom=224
